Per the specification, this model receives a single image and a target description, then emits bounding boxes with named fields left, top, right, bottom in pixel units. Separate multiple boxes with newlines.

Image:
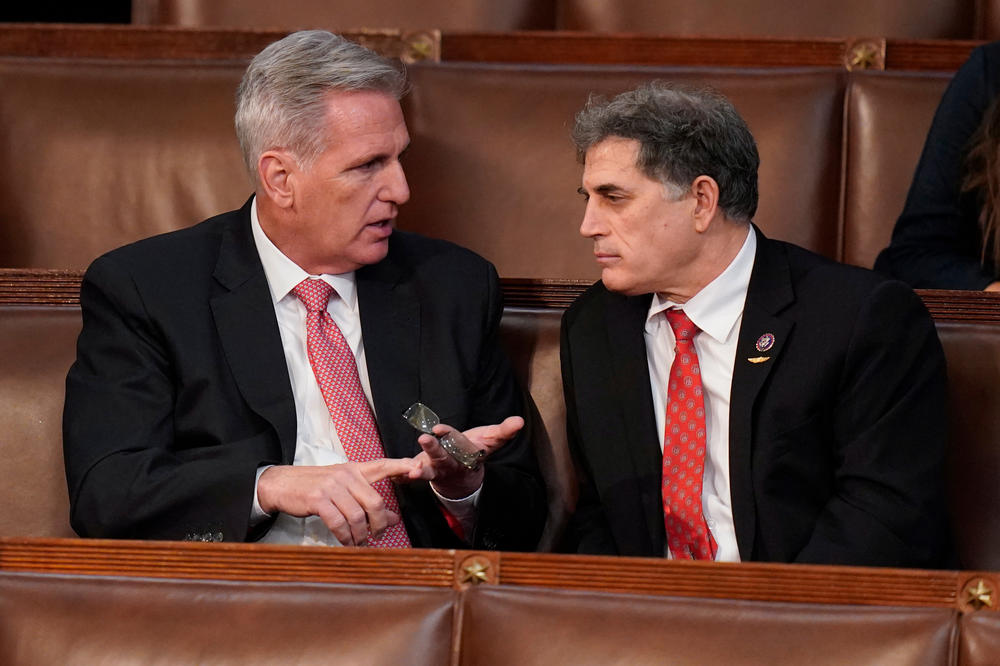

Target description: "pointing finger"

left=359, top=457, right=422, bottom=484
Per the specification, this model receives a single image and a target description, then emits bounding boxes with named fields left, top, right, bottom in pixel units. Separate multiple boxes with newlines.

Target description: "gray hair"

left=572, top=81, right=759, bottom=221
left=235, top=30, right=408, bottom=181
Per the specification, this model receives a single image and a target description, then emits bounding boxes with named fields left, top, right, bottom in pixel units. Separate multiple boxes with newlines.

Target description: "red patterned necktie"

left=662, top=309, right=717, bottom=560
left=292, top=278, right=411, bottom=548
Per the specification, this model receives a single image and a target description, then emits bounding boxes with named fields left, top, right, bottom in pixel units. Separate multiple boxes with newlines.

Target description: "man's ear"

left=691, top=175, right=721, bottom=233
left=258, top=150, right=296, bottom=209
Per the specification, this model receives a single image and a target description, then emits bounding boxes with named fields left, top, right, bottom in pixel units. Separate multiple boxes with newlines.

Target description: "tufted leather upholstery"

left=557, top=0, right=976, bottom=38
left=2, top=300, right=998, bottom=570
left=132, top=0, right=557, bottom=31
left=0, top=55, right=962, bottom=276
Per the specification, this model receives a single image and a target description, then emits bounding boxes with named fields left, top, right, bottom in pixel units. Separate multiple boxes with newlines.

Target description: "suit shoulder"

left=563, top=281, right=641, bottom=334
left=778, top=240, right=897, bottom=288
left=772, top=239, right=928, bottom=316
left=388, top=230, right=496, bottom=279
left=89, top=208, right=241, bottom=276
left=564, top=281, right=608, bottom=318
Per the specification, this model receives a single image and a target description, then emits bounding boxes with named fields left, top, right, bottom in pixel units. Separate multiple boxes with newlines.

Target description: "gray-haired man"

left=64, top=30, right=545, bottom=550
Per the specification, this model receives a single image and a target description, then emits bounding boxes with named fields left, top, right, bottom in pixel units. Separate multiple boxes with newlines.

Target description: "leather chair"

left=0, top=57, right=248, bottom=269
left=937, top=320, right=1000, bottom=571
left=5, top=299, right=998, bottom=567
left=842, top=71, right=952, bottom=268
left=0, top=571, right=454, bottom=664
left=460, top=585, right=958, bottom=665
left=960, top=612, right=1000, bottom=666
left=0, top=305, right=78, bottom=537
left=499, top=307, right=574, bottom=551
left=131, top=0, right=557, bottom=31
left=557, top=0, right=977, bottom=38
left=975, top=1, right=1000, bottom=40
left=401, top=63, right=845, bottom=279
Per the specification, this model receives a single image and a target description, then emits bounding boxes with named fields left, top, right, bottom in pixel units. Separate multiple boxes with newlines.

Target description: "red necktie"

left=293, top=278, right=411, bottom=548
left=662, top=309, right=717, bottom=560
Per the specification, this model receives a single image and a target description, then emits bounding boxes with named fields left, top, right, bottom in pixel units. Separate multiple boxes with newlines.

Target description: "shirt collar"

left=250, top=196, right=358, bottom=310
left=647, top=226, right=756, bottom=344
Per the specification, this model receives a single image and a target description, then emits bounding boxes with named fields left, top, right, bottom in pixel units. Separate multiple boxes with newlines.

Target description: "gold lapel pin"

left=748, top=332, right=776, bottom=362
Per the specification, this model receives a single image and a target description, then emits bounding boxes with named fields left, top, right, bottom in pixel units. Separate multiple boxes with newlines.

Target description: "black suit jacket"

left=560, top=228, right=951, bottom=567
left=63, top=199, right=546, bottom=550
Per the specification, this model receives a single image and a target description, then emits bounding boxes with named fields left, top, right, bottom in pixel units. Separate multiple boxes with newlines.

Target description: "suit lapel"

left=357, top=250, right=420, bottom=459
left=210, top=201, right=297, bottom=461
left=729, top=228, right=795, bottom=561
left=606, top=292, right=666, bottom=554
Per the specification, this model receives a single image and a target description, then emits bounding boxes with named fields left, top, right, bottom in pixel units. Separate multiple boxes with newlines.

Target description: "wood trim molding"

left=3, top=270, right=1000, bottom=323
left=0, top=537, right=989, bottom=613
left=0, top=269, right=84, bottom=305
left=440, top=32, right=977, bottom=71
left=441, top=32, right=849, bottom=68
left=0, top=25, right=978, bottom=71
left=0, top=24, right=439, bottom=62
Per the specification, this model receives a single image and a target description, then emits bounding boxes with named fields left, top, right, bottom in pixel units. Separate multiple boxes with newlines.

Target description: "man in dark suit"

left=561, top=82, right=951, bottom=566
left=63, top=30, right=545, bottom=550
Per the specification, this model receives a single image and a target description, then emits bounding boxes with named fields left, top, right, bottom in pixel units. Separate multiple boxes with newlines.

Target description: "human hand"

left=256, top=458, right=431, bottom=545
left=414, top=416, right=524, bottom=499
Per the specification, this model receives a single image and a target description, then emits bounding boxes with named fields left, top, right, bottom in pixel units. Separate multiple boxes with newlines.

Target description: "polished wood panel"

left=885, top=38, right=982, bottom=70
left=0, top=24, right=979, bottom=71
left=0, top=269, right=84, bottom=305
left=2, top=270, right=999, bottom=321
left=0, top=537, right=456, bottom=586
left=0, top=538, right=993, bottom=614
left=0, top=23, right=439, bottom=62
left=440, top=32, right=978, bottom=71
left=441, top=32, right=848, bottom=67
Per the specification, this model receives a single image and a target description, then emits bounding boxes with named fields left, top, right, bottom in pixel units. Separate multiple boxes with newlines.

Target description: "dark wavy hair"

left=962, top=96, right=1000, bottom=271
left=571, top=81, right=760, bottom=221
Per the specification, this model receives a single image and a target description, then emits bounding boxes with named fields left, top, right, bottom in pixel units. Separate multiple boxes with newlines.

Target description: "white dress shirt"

left=248, top=198, right=476, bottom=545
left=645, top=226, right=756, bottom=561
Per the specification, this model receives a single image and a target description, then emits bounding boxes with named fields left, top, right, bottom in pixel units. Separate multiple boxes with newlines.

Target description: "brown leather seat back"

left=401, top=63, right=845, bottom=279
left=976, top=1, right=1000, bottom=40
left=557, top=0, right=976, bottom=38
left=500, top=307, right=573, bottom=551
left=0, top=306, right=80, bottom=537
left=459, top=586, right=958, bottom=664
left=937, top=320, right=1000, bottom=571
left=842, top=71, right=952, bottom=268
left=4, top=298, right=995, bottom=568
left=0, top=572, right=454, bottom=664
left=133, top=0, right=557, bottom=30
left=0, top=57, right=249, bottom=269
left=960, top=612, right=1000, bottom=666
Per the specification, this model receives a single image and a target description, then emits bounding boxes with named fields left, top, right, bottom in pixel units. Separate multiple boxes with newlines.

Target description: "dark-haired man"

left=561, top=82, right=950, bottom=566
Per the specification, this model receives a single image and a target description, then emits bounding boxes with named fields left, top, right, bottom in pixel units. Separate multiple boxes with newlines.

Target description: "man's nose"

left=579, top=200, right=604, bottom=238
left=382, top=160, right=410, bottom=205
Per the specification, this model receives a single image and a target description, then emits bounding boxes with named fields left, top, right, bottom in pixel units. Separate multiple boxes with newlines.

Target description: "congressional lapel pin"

left=755, top=333, right=775, bottom=352
left=747, top=332, right=776, bottom=363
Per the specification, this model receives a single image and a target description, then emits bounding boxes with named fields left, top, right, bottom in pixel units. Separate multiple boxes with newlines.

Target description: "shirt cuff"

left=432, top=483, right=482, bottom=539
left=250, top=465, right=274, bottom=525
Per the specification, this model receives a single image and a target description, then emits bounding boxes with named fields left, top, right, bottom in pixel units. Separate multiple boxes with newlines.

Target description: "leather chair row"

left=0, top=52, right=954, bottom=279
left=2, top=564, right=995, bottom=665
left=2, top=284, right=1000, bottom=570
left=131, top=0, right=1000, bottom=40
